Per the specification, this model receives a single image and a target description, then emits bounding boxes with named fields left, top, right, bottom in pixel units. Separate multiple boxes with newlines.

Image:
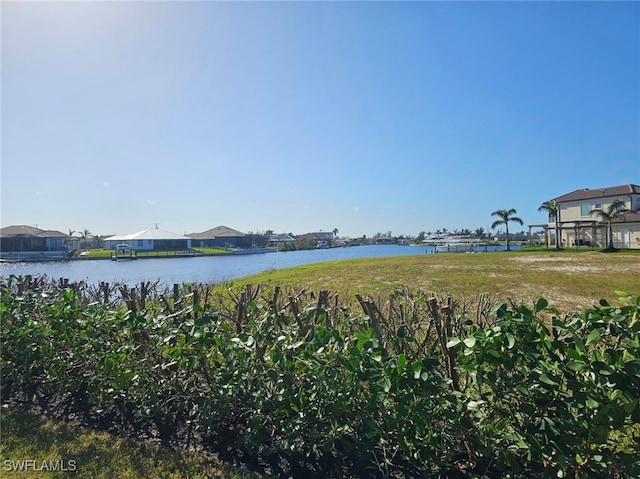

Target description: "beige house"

left=542, top=184, right=640, bottom=249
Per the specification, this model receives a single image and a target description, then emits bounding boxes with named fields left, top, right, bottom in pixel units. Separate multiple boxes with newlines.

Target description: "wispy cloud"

left=147, top=200, right=157, bottom=205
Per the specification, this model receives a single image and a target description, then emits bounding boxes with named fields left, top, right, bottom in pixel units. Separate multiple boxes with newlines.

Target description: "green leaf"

left=586, top=398, right=600, bottom=408
left=412, top=362, right=422, bottom=380
left=467, top=400, right=485, bottom=410
left=624, top=359, right=640, bottom=373
left=566, top=348, right=582, bottom=360
left=397, top=354, right=406, bottom=371
left=567, top=361, right=587, bottom=372
left=586, top=330, right=601, bottom=346
left=535, top=298, right=548, bottom=312
left=505, top=332, right=515, bottom=349
left=446, top=337, right=461, bottom=348
left=539, top=373, right=559, bottom=386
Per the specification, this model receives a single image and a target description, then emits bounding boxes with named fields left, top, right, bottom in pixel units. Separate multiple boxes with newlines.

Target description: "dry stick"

left=235, top=285, right=248, bottom=334
left=284, top=288, right=307, bottom=329
left=192, top=285, right=200, bottom=310
left=314, top=290, right=330, bottom=323
left=288, top=295, right=301, bottom=329
left=428, top=297, right=481, bottom=464
left=428, top=297, right=459, bottom=390
left=140, top=281, right=148, bottom=311
left=119, top=285, right=136, bottom=313
left=202, top=284, right=211, bottom=311
left=271, top=286, right=281, bottom=311
left=355, top=294, right=385, bottom=339
left=173, top=284, right=180, bottom=304
left=101, top=282, right=110, bottom=304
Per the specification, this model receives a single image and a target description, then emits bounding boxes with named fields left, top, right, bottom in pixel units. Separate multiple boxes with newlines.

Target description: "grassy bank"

left=230, top=250, right=640, bottom=312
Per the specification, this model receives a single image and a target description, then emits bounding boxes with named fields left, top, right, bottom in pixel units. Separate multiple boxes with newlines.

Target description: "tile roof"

left=552, top=184, right=640, bottom=202
left=188, top=225, right=246, bottom=240
left=611, top=210, right=640, bottom=223
left=37, top=230, right=68, bottom=238
left=0, top=225, right=68, bottom=238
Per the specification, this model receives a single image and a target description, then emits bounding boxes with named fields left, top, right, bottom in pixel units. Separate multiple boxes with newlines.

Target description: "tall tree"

left=80, top=229, right=92, bottom=248
left=538, top=200, right=561, bottom=249
left=490, top=208, right=524, bottom=251
left=93, top=235, right=106, bottom=249
left=590, top=199, right=628, bottom=250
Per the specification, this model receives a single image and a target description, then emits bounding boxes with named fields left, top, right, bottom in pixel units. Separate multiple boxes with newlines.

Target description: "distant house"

left=0, top=225, right=73, bottom=261
left=188, top=225, right=266, bottom=249
left=296, top=231, right=334, bottom=249
left=268, top=233, right=296, bottom=249
left=104, top=228, right=192, bottom=251
left=542, top=184, right=640, bottom=249
left=493, top=232, right=528, bottom=242
left=375, top=236, right=396, bottom=245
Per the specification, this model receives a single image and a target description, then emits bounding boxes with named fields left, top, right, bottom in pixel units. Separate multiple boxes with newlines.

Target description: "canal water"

left=0, top=244, right=520, bottom=286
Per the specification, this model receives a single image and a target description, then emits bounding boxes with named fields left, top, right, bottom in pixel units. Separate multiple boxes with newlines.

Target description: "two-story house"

left=542, top=184, right=640, bottom=249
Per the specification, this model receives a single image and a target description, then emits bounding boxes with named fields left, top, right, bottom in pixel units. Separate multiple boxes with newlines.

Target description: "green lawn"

left=226, top=249, right=640, bottom=312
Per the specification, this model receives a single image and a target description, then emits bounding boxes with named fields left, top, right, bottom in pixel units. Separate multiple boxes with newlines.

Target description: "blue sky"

left=2, top=1, right=639, bottom=238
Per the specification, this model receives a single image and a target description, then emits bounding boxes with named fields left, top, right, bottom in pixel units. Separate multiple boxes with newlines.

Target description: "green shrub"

left=1, top=276, right=638, bottom=478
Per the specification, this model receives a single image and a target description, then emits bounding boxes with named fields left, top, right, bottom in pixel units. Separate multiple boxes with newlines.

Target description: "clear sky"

left=2, top=1, right=639, bottom=238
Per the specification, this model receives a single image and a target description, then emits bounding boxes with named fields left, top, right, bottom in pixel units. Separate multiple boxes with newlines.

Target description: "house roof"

left=188, top=225, right=246, bottom=240
left=611, top=210, right=640, bottom=224
left=0, top=225, right=67, bottom=238
left=105, top=228, right=190, bottom=241
left=38, top=230, right=68, bottom=238
left=552, top=184, right=640, bottom=203
left=269, top=233, right=295, bottom=242
left=296, top=232, right=334, bottom=240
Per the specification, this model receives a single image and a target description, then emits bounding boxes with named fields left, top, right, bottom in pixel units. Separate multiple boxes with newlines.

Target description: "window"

left=581, top=203, right=591, bottom=216
left=594, top=202, right=602, bottom=209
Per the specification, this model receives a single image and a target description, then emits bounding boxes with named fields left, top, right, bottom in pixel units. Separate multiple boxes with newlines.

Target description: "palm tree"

left=93, top=235, right=106, bottom=249
left=490, top=208, right=524, bottom=251
left=538, top=200, right=560, bottom=249
left=590, top=199, right=628, bottom=250
left=78, top=229, right=92, bottom=249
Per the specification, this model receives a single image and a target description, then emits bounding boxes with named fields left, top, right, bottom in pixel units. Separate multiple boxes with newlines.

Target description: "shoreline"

left=1, top=247, right=278, bottom=263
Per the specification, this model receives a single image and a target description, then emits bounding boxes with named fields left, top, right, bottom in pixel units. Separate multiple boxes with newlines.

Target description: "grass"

left=74, top=247, right=229, bottom=259
left=227, top=249, right=640, bottom=312
left=0, top=407, right=262, bottom=479
left=3, top=249, right=639, bottom=478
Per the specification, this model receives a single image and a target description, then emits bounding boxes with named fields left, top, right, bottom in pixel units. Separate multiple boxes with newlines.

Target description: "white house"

left=542, top=184, right=640, bottom=249
left=104, top=228, right=192, bottom=251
